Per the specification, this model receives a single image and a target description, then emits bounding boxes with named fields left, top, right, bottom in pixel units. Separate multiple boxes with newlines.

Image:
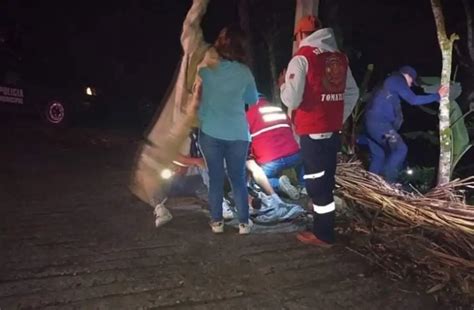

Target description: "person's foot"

left=222, top=199, right=234, bottom=220
left=239, top=219, right=253, bottom=235
left=279, top=175, right=300, bottom=200
left=154, top=203, right=173, bottom=228
left=210, top=221, right=224, bottom=234
left=298, top=186, right=308, bottom=196
left=296, top=231, right=332, bottom=248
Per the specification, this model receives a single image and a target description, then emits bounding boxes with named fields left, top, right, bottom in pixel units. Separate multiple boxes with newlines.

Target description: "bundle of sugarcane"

left=335, top=160, right=474, bottom=298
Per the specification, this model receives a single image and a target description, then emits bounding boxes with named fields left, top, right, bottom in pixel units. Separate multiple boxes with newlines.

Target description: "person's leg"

left=224, top=139, right=250, bottom=225
left=384, top=131, right=408, bottom=182
left=299, top=134, right=340, bottom=244
left=366, top=138, right=385, bottom=174
left=366, top=122, right=391, bottom=175
left=167, top=174, right=204, bottom=197
left=151, top=177, right=174, bottom=228
left=259, top=160, right=281, bottom=189
left=198, top=131, right=225, bottom=223
left=279, top=152, right=305, bottom=187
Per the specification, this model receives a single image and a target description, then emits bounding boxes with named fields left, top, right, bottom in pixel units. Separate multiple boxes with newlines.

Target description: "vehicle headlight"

left=85, top=87, right=96, bottom=96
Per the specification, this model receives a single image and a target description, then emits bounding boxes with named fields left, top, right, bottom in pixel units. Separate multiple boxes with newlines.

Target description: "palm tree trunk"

left=430, top=0, right=460, bottom=185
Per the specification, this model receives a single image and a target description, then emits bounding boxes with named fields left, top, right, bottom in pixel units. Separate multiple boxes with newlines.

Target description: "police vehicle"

left=0, top=30, right=106, bottom=127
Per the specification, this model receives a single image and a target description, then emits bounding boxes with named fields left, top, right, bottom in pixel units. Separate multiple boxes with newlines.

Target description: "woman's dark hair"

left=214, top=24, right=248, bottom=65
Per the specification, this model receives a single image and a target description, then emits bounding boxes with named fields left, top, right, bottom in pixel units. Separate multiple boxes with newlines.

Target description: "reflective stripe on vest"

left=251, top=123, right=291, bottom=138
left=251, top=105, right=290, bottom=138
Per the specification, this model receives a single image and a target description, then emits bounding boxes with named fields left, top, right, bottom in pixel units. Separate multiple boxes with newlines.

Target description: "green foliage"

left=398, top=166, right=436, bottom=193
left=417, top=76, right=473, bottom=175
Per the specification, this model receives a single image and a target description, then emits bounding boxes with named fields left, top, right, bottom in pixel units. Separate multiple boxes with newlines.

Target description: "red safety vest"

left=247, top=99, right=300, bottom=164
left=292, top=46, right=348, bottom=135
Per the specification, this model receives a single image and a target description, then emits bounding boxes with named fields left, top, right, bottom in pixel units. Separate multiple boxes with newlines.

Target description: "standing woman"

left=194, top=25, right=258, bottom=234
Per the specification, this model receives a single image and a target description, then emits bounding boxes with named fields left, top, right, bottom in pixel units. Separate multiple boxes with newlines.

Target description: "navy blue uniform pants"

left=300, top=133, right=340, bottom=244
left=366, top=121, right=407, bottom=182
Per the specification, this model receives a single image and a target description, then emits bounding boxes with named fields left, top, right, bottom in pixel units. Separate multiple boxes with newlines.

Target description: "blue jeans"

left=366, top=121, right=407, bottom=182
left=260, top=152, right=304, bottom=191
left=198, top=131, right=250, bottom=224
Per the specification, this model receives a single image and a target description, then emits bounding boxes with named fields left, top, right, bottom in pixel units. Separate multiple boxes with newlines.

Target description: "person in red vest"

left=246, top=94, right=304, bottom=200
left=279, top=16, right=359, bottom=246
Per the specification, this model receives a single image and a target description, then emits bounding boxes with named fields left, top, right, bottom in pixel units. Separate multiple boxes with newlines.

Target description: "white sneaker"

left=239, top=219, right=253, bottom=235
left=222, top=199, right=234, bottom=220
left=210, top=221, right=224, bottom=234
left=154, top=202, right=173, bottom=228
left=299, top=186, right=308, bottom=196
left=279, top=175, right=300, bottom=200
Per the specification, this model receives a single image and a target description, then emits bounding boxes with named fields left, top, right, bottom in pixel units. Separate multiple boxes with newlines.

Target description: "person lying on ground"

left=153, top=153, right=207, bottom=227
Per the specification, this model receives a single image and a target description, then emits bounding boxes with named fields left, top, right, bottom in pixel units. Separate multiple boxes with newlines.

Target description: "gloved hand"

left=382, top=130, right=399, bottom=151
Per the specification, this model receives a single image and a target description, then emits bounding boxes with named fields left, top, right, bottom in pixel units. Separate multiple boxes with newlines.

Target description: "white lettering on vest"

left=320, top=93, right=344, bottom=102
left=312, top=48, right=323, bottom=55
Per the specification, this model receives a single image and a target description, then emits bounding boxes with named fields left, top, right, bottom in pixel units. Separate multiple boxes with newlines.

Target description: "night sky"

left=1, top=0, right=469, bottom=116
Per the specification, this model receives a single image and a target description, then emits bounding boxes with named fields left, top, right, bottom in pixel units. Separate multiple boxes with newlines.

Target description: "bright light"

left=406, top=168, right=414, bottom=175
left=160, top=169, right=173, bottom=179
left=86, top=87, right=93, bottom=96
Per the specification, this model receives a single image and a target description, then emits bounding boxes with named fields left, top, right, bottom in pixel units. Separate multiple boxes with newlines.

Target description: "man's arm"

left=342, top=67, right=359, bottom=123
left=246, top=159, right=275, bottom=195
left=393, top=78, right=440, bottom=106
left=280, top=56, right=308, bottom=110
left=175, top=154, right=205, bottom=168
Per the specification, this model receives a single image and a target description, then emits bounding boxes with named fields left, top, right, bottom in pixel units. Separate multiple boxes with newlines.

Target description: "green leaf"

left=452, top=144, right=472, bottom=173
left=450, top=100, right=470, bottom=163
left=418, top=76, right=462, bottom=100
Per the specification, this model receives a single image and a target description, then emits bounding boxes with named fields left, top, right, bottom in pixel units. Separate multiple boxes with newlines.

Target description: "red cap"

left=294, top=15, right=321, bottom=35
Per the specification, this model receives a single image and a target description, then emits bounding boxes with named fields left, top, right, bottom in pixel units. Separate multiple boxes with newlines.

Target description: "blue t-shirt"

left=198, top=60, right=258, bottom=141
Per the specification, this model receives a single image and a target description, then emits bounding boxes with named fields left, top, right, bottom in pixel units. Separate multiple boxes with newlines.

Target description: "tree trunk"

left=293, top=0, right=320, bottom=54
left=430, top=0, right=460, bottom=185
left=238, top=0, right=255, bottom=71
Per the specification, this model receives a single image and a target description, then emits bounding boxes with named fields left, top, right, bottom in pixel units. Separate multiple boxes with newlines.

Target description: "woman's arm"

left=180, top=0, right=210, bottom=54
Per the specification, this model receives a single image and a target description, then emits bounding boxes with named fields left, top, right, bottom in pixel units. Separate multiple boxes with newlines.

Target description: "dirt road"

left=0, top=122, right=442, bottom=309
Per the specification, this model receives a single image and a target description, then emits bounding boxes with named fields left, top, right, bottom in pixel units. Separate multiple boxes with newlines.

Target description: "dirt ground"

left=0, top=120, right=446, bottom=309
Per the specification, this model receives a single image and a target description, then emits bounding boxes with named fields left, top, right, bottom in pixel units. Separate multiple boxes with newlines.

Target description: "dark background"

left=1, top=0, right=472, bottom=173
left=1, top=0, right=470, bottom=108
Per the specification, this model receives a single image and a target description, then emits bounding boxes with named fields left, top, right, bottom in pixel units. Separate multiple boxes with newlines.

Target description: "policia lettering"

left=0, top=86, right=24, bottom=104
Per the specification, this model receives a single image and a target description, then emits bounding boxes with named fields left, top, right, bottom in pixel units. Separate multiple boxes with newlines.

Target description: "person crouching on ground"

left=190, top=25, right=258, bottom=235
left=246, top=94, right=305, bottom=200
left=364, top=65, right=448, bottom=183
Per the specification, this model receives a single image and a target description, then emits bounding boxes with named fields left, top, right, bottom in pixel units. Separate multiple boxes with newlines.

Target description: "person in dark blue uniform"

left=364, top=66, right=448, bottom=182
